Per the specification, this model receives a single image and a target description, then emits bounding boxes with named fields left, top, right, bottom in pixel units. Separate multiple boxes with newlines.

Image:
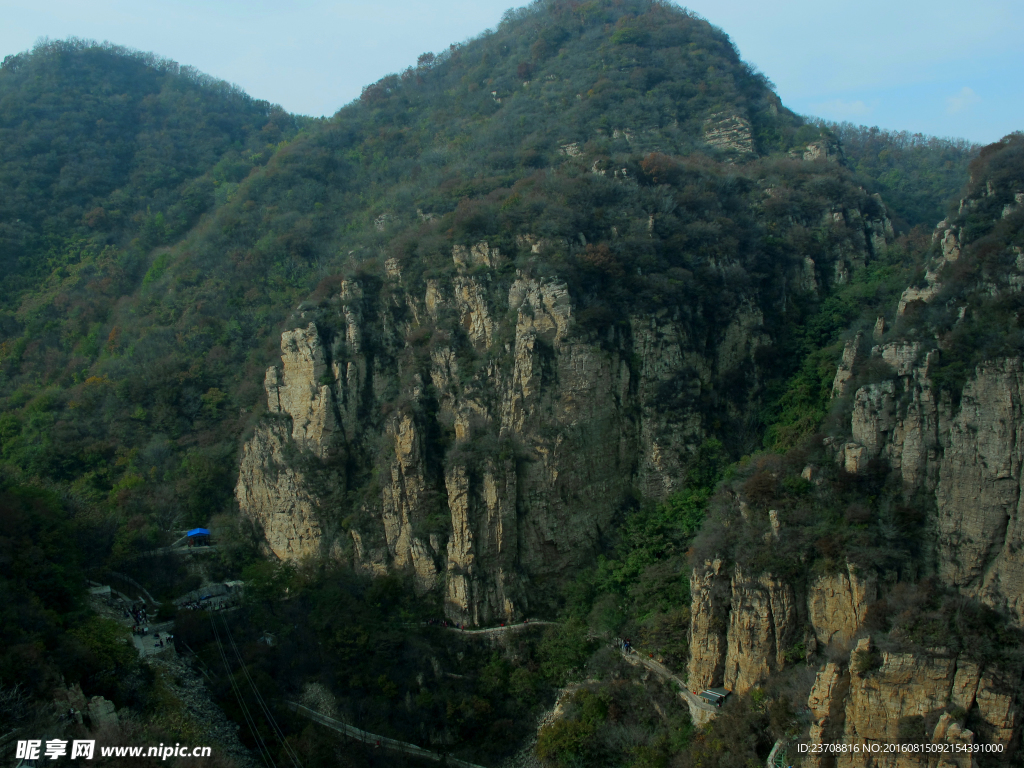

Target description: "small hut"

left=186, top=528, right=211, bottom=547
left=698, top=688, right=731, bottom=707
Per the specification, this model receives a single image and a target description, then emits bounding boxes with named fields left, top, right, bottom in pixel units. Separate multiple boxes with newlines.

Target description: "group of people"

left=152, top=631, right=173, bottom=649
left=130, top=623, right=173, bottom=649
left=125, top=602, right=149, bottom=627
left=123, top=601, right=175, bottom=650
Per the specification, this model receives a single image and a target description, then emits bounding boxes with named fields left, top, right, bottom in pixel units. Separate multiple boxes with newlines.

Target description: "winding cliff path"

left=442, top=620, right=557, bottom=636
left=440, top=622, right=719, bottom=724
left=286, top=701, right=486, bottom=768
left=619, top=649, right=719, bottom=724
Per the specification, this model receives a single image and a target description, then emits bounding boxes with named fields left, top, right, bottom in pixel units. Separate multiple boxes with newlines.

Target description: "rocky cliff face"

left=721, top=567, right=798, bottom=694
left=235, top=321, right=343, bottom=561
left=808, top=563, right=877, bottom=647
left=239, top=256, right=724, bottom=623
left=687, top=560, right=730, bottom=692
left=703, top=112, right=755, bottom=157
left=236, top=419, right=325, bottom=561
left=235, top=172, right=892, bottom=624
left=265, top=323, right=338, bottom=457
left=836, top=349, right=1024, bottom=625
left=769, top=147, right=1024, bottom=761
left=827, top=171, right=1024, bottom=626
left=802, top=637, right=1017, bottom=767
left=590, top=139, right=1024, bottom=760
left=687, top=559, right=874, bottom=695
left=935, top=359, right=1024, bottom=623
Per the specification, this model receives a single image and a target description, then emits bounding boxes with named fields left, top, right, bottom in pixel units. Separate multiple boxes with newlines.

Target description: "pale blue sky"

left=1, top=0, right=1021, bottom=145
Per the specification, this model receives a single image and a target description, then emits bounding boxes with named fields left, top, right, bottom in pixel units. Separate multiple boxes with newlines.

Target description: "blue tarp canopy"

left=187, top=528, right=210, bottom=537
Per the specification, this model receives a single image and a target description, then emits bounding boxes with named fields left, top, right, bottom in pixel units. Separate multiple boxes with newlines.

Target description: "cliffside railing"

left=767, top=739, right=787, bottom=768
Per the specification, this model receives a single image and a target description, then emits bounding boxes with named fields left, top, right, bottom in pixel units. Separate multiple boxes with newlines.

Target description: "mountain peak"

left=344, top=0, right=800, bottom=164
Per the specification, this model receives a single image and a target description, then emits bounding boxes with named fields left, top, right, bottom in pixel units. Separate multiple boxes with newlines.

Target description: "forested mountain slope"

left=0, top=38, right=303, bottom=304
left=827, top=122, right=979, bottom=229
left=677, top=131, right=1024, bottom=768
left=0, top=1, right=1014, bottom=767
left=2, top=0, right=812, bottom=558
left=0, top=38, right=307, bottom=531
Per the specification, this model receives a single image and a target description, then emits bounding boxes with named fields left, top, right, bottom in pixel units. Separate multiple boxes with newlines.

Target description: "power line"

left=220, top=616, right=303, bottom=768
left=209, top=613, right=277, bottom=768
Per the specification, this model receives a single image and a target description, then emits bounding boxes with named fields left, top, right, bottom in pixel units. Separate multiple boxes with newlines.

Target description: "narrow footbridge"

left=286, top=702, right=486, bottom=768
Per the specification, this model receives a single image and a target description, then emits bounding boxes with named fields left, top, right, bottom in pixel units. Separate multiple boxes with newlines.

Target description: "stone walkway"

left=86, top=590, right=262, bottom=767
left=119, top=545, right=220, bottom=561
left=619, top=649, right=719, bottom=724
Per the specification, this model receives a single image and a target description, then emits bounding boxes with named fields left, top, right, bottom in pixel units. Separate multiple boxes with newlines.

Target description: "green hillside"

left=0, top=38, right=304, bottom=304
left=0, top=0, right=814, bottom=540
left=828, top=122, right=979, bottom=228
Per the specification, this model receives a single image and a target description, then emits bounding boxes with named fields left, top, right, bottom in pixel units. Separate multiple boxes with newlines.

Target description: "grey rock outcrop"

left=703, top=112, right=754, bottom=157
left=87, top=696, right=118, bottom=728
left=800, top=138, right=844, bottom=164
left=897, top=221, right=963, bottom=316
left=936, top=359, right=1024, bottom=623
left=837, top=344, right=948, bottom=493
left=832, top=334, right=862, bottom=399
left=236, top=185, right=892, bottom=625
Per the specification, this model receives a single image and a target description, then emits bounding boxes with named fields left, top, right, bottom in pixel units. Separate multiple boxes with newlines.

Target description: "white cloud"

left=811, top=99, right=872, bottom=118
left=946, top=86, right=981, bottom=114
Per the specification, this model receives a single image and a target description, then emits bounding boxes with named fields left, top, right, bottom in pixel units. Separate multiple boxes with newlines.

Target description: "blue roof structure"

left=187, top=528, right=211, bottom=537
